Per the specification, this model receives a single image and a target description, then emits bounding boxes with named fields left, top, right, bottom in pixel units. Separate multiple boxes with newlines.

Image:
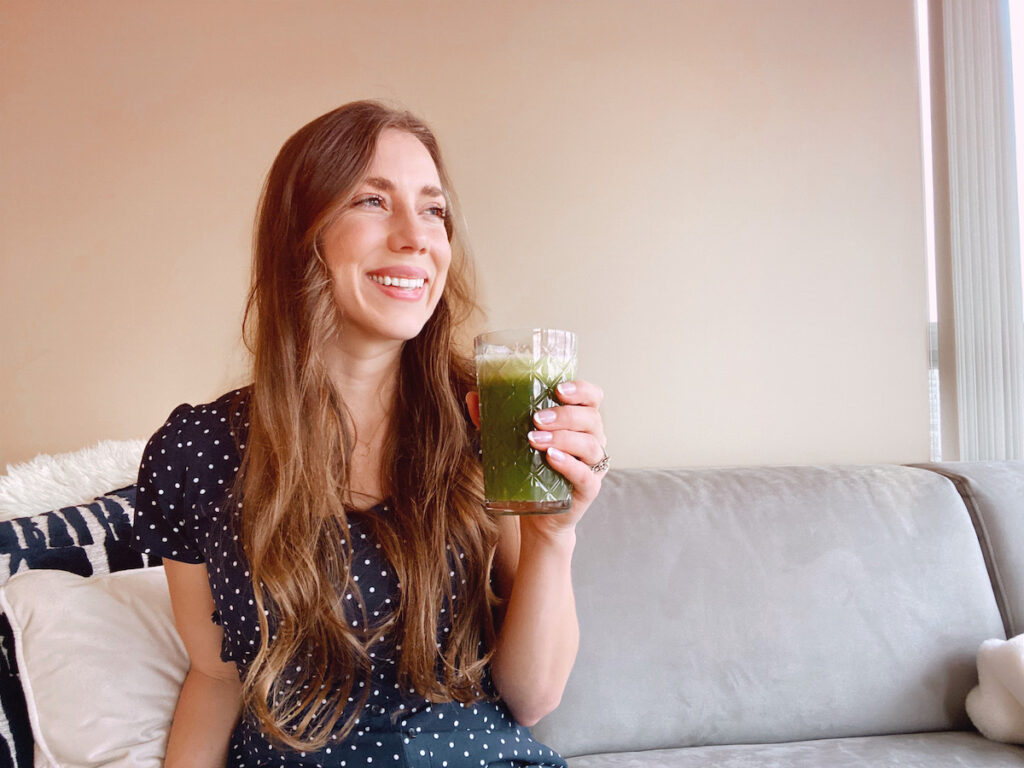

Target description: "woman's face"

left=320, top=128, right=452, bottom=350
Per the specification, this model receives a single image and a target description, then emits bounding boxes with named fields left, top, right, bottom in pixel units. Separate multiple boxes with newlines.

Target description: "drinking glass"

left=474, top=328, right=578, bottom=514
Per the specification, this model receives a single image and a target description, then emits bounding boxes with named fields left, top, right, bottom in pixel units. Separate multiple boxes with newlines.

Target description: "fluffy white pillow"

left=0, top=567, right=187, bottom=767
left=0, top=440, right=145, bottom=521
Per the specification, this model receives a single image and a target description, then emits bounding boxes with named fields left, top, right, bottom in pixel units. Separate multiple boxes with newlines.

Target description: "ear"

left=465, top=391, right=481, bottom=430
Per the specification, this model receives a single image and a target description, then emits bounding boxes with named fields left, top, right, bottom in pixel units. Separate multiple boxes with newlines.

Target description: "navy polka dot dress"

left=131, top=389, right=566, bottom=768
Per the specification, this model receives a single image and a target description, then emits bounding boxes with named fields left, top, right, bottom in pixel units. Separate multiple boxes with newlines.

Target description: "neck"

left=322, top=335, right=402, bottom=507
left=323, top=336, right=402, bottom=417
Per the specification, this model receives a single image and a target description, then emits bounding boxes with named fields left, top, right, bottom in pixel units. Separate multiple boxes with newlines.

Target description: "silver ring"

left=589, top=452, right=610, bottom=474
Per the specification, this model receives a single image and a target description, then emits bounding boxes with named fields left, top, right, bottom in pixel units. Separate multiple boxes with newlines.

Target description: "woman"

left=132, top=100, right=608, bottom=767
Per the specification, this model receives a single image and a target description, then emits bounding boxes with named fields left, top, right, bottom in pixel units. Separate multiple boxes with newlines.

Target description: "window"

left=919, top=0, right=1024, bottom=461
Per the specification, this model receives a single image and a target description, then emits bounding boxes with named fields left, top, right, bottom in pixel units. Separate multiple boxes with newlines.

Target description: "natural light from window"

left=915, top=0, right=937, bottom=327
left=1011, top=0, right=1024, bottom=322
left=915, top=0, right=941, bottom=458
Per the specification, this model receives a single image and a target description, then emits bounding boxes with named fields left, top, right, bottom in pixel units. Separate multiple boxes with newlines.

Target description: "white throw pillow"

left=0, top=567, right=187, bottom=768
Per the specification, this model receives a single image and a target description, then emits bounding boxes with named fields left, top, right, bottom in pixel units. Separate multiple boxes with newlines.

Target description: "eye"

left=354, top=194, right=385, bottom=208
left=426, top=204, right=447, bottom=219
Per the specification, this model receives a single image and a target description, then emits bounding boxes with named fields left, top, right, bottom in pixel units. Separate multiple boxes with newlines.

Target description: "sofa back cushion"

left=916, top=462, right=1024, bottom=638
left=530, top=465, right=1005, bottom=757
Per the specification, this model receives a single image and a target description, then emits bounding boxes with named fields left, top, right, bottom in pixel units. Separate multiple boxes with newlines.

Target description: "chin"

left=383, top=317, right=433, bottom=343
left=390, top=305, right=441, bottom=342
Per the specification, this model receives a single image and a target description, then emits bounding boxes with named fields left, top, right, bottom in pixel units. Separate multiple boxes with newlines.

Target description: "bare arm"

left=469, top=380, right=606, bottom=726
left=162, top=559, right=244, bottom=768
left=489, top=516, right=579, bottom=727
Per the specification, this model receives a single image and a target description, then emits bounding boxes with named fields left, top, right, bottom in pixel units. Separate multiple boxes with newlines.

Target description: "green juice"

left=476, top=353, right=578, bottom=514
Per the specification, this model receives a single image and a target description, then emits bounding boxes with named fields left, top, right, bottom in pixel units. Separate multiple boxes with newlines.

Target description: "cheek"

left=328, top=263, right=359, bottom=298
left=433, top=252, right=452, bottom=297
left=321, top=218, right=371, bottom=271
left=325, top=262, right=367, bottom=318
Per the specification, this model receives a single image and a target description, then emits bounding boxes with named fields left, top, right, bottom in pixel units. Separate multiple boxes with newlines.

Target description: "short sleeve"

left=131, top=404, right=205, bottom=564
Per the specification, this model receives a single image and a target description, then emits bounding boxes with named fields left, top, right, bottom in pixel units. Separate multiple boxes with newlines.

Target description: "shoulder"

left=133, top=388, right=251, bottom=563
left=144, top=389, right=250, bottom=468
left=138, top=388, right=251, bottom=511
left=151, top=388, right=250, bottom=451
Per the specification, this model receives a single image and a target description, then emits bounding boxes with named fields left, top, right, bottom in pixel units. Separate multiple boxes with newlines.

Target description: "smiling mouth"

left=369, top=274, right=426, bottom=289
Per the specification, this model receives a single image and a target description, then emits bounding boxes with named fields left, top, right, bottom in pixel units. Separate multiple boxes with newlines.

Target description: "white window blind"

left=936, top=0, right=1024, bottom=460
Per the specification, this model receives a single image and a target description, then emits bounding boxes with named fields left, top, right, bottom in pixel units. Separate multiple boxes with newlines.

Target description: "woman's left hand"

left=525, top=379, right=606, bottom=530
left=466, top=379, right=607, bottom=533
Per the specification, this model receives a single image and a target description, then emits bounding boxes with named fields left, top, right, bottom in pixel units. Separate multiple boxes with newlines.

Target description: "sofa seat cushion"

left=567, top=731, right=1024, bottom=767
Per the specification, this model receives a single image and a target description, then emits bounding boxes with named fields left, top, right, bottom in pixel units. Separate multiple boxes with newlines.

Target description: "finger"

left=528, top=429, right=605, bottom=468
left=533, top=404, right=605, bottom=445
left=554, top=379, right=604, bottom=408
left=465, top=391, right=481, bottom=430
left=545, top=446, right=603, bottom=497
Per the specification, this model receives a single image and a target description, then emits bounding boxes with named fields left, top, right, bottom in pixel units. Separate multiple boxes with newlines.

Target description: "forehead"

left=365, top=129, right=442, bottom=188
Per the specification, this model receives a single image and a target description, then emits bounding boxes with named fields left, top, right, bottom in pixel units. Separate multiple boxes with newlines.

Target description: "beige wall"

left=0, top=0, right=930, bottom=469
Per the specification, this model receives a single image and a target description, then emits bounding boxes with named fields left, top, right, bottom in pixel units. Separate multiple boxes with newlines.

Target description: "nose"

left=387, top=205, right=428, bottom=254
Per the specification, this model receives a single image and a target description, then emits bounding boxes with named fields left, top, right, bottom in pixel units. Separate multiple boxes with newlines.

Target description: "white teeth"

left=370, top=275, right=424, bottom=289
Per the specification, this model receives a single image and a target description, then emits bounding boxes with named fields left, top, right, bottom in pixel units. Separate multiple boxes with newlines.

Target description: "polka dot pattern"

left=131, top=390, right=565, bottom=768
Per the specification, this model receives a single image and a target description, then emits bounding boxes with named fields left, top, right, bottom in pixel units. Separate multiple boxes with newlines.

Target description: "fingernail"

left=528, top=430, right=552, bottom=444
left=534, top=410, right=556, bottom=425
left=548, top=446, right=567, bottom=461
left=557, top=381, right=576, bottom=396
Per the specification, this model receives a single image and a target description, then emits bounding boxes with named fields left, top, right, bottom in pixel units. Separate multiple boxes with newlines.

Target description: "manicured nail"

left=548, top=446, right=567, bottom=461
left=557, top=381, right=576, bottom=396
left=534, top=410, right=556, bottom=425
left=528, top=430, right=552, bottom=444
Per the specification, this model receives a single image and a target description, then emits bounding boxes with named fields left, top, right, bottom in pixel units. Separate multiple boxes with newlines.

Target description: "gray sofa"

left=1, top=462, right=1021, bottom=766
left=531, top=462, right=1024, bottom=766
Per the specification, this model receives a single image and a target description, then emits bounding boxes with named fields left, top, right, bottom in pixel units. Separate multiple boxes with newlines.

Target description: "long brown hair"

left=235, top=101, right=496, bottom=750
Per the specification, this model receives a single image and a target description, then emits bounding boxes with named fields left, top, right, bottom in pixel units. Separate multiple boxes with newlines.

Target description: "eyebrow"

left=364, top=176, right=445, bottom=199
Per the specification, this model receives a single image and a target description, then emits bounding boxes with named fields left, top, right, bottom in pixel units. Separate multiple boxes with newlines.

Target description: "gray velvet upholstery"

left=530, top=464, right=1015, bottom=763
left=567, top=732, right=1024, bottom=767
